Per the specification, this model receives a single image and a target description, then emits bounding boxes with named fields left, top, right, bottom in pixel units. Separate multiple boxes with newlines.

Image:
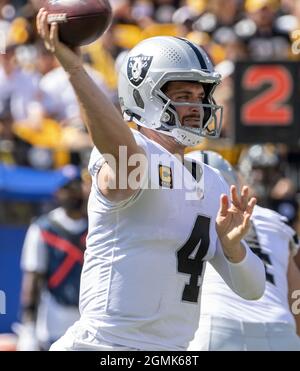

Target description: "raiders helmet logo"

left=127, top=54, right=153, bottom=87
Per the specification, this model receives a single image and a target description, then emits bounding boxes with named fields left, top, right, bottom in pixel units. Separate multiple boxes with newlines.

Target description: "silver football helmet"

left=118, top=36, right=223, bottom=146
left=186, top=150, right=239, bottom=188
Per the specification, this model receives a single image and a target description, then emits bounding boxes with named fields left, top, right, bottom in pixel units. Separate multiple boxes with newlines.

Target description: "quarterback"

left=36, top=9, right=265, bottom=351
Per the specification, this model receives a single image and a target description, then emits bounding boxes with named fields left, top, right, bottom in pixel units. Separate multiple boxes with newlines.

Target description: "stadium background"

left=0, top=0, right=300, bottom=348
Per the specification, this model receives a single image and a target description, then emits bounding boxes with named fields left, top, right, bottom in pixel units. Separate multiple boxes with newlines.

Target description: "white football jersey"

left=79, top=129, right=229, bottom=350
left=199, top=205, right=299, bottom=326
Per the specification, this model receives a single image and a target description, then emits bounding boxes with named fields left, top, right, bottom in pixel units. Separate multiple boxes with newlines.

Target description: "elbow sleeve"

left=227, top=242, right=266, bottom=300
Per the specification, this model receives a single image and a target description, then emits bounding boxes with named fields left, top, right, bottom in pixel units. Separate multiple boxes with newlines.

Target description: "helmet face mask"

left=155, top=88, right=223, bottom=142
left=118, top=36, right=223, bottom=146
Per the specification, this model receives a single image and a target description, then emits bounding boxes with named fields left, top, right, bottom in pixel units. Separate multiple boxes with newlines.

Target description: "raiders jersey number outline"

left=177, top=215, right=210, bottom=303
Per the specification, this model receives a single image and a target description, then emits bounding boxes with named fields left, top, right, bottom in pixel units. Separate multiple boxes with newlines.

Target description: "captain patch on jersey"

left=158, top=164, right=173, bottom=189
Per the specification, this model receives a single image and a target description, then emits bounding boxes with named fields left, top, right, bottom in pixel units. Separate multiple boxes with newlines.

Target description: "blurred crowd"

left=1, top=0, right=300, bottom=230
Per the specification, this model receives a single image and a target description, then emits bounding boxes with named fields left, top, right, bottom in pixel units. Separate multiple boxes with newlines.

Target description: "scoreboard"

left=234, top=62, right=300, bottom=145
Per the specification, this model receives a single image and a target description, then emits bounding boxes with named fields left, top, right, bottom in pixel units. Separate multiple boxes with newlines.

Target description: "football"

left=43, top=0, right=113, bottom=47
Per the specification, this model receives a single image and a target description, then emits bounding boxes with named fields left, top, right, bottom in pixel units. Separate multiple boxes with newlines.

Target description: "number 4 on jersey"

left=177, top=215, right=210, bottom=303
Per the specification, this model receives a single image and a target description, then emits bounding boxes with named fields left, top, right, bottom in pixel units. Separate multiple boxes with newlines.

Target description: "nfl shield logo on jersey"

left=127, top=55, right=153, bottom=87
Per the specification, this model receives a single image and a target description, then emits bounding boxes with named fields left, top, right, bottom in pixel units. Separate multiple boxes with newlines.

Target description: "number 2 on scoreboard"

left=242, top=65, right=293, bottom=126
